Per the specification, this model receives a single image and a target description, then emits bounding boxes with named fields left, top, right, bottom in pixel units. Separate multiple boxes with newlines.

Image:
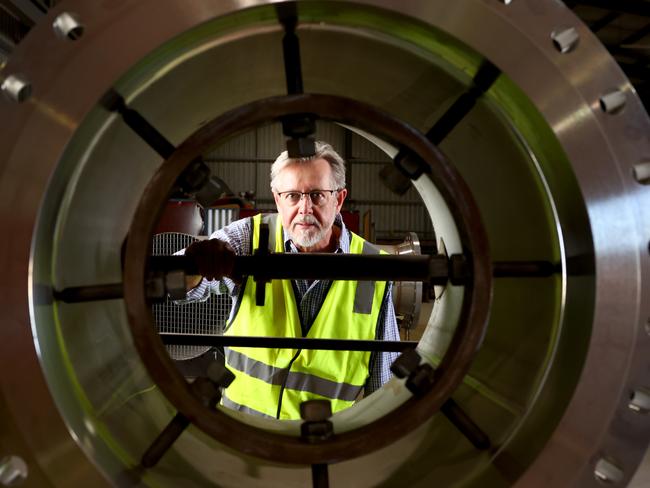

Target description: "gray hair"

left=270, top=141, right=346, bottom=192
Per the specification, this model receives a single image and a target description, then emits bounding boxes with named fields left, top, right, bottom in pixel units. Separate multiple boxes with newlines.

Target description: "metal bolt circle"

left=0, top=456, right=28, bottom=486
left=594, top=457, right=624, bottom=484
left=0, top=0, right=646, bottom=484
left=300, top=399, right=333, bottom=422
left=628, top=389, right=650, bottom=414
left=632, top=161, right=650, bottom=184
left=551, top=27, right=580, bottom=53
left=600, top=90, right=627, bottom=114
left=1, top=75, right=32, bottom=103
left=52, top=12, right=84, bottom=40
left=124, top=93, right=493, bottom=465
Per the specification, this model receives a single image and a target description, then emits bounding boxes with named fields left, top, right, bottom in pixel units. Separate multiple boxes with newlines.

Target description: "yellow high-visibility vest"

left=222, top=213, right=388, bottom=419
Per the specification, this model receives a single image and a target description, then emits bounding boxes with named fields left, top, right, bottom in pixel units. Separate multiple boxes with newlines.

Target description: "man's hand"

left=184, top=239, right=236, bottom=281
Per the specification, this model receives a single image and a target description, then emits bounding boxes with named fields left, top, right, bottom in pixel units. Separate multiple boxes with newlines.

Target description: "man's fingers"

left=185, top=274, right=203, bottom=291
left=185, top=238, right=236, bottom=280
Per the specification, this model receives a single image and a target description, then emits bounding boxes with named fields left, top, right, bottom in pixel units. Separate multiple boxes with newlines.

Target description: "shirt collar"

left=283, top=213, right=349, bottom=254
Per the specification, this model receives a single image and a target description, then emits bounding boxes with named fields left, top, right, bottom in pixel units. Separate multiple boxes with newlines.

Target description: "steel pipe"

left=0, top=0, right=648, bottom=487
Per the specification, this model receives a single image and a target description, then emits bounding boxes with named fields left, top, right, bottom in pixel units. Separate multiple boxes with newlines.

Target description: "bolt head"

left=300, top=399, right=332, bottom=421
left=1, top=75, right=32, bottom=103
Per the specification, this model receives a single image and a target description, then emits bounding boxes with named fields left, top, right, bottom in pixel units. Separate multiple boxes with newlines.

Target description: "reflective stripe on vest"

left=222, top=213, right=388, bottom=419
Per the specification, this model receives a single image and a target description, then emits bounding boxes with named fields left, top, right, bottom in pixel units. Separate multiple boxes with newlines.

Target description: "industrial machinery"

left=0, top=1, right=648, bottom=487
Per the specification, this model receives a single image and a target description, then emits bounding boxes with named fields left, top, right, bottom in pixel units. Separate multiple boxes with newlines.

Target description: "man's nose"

left=298, top=193, right=314, bottom=213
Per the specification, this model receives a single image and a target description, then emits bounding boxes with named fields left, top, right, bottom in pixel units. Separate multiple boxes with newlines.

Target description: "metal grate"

left=152, top=232, right=232, bottom=361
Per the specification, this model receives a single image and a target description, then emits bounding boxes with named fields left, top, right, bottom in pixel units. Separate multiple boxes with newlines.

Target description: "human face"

left=273, top=158, right=347, bottom=252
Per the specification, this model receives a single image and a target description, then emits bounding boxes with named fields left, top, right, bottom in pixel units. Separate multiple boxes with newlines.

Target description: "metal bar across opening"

left=160, top=334, right=417, bottom=352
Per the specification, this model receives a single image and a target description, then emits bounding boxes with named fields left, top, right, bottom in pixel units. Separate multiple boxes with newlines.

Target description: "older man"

left=184, top=141, right=399, bottom=420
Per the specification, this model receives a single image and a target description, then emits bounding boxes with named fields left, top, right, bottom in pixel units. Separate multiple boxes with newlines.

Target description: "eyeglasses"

left=276, top=189, right=339, bottom=206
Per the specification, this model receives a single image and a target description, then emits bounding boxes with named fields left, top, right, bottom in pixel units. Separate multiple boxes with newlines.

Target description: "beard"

left=290, top=214, right=328, bottom=248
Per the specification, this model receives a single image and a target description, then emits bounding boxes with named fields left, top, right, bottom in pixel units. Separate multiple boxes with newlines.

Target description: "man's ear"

left=273, top=191, right=281, bottom=207
left=336, top=188, right=348, bottom=211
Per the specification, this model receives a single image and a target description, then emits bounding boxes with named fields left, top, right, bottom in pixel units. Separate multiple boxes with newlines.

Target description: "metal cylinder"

left=0, top=1, right=648, bottom=487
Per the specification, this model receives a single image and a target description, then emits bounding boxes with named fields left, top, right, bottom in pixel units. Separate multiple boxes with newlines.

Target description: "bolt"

left=300, top=400, right=333, bottom=443
left=628, top=389, right=650, bottom=414
left=632, top=161, right=650, bottom=184
left=286, top=137, right=316, bottom=158
left=551, top=27, right=579, bottom=54
left=0, top=456, right=28, bottom=486
left=390, top=348, right=421, bottom=379
left=594, top=458, right=624, bottom=484
left=599, top=90, right=626, bottom=114
left=1, top=75, right=32, bottom=103
left=300, top=399, right=332, bottom=422
left=52, top=12, right=84, bottom=40
left=498, top=0, right=513, bottom=4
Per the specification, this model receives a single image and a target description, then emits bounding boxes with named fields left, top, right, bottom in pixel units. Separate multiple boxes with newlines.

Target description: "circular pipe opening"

left=124, top=93, right=492, bottom=464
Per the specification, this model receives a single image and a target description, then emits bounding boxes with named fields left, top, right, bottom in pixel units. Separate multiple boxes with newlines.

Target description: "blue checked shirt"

left=185, top=213, right=399, bottom=395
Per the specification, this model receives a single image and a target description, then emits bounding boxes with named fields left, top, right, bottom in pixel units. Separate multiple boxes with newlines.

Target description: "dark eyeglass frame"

left=276, top=189, right=340, bottom=206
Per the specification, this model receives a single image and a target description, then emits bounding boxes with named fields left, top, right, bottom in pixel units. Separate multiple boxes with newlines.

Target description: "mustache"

left=293, top=215, right=321, bottom=227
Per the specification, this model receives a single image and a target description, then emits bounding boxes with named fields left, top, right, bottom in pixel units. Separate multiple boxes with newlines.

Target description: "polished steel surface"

left=0, top=0, right=647, bottom=486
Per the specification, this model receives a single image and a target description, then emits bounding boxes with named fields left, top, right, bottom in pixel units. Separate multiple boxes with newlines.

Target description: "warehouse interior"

left=0, top=1, right=649, bottom=487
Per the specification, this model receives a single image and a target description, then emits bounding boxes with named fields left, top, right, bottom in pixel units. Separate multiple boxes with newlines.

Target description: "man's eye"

left=286, top=192, right=301, bottom=201
left=310, top=192, right=325, bottom=202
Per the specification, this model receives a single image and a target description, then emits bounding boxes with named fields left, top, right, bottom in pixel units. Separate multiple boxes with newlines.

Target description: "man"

left=183, top=141, right=399, bottom=420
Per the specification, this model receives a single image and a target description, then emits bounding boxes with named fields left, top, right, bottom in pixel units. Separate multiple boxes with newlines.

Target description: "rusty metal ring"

left=124, top=93, right=492, bottom=464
